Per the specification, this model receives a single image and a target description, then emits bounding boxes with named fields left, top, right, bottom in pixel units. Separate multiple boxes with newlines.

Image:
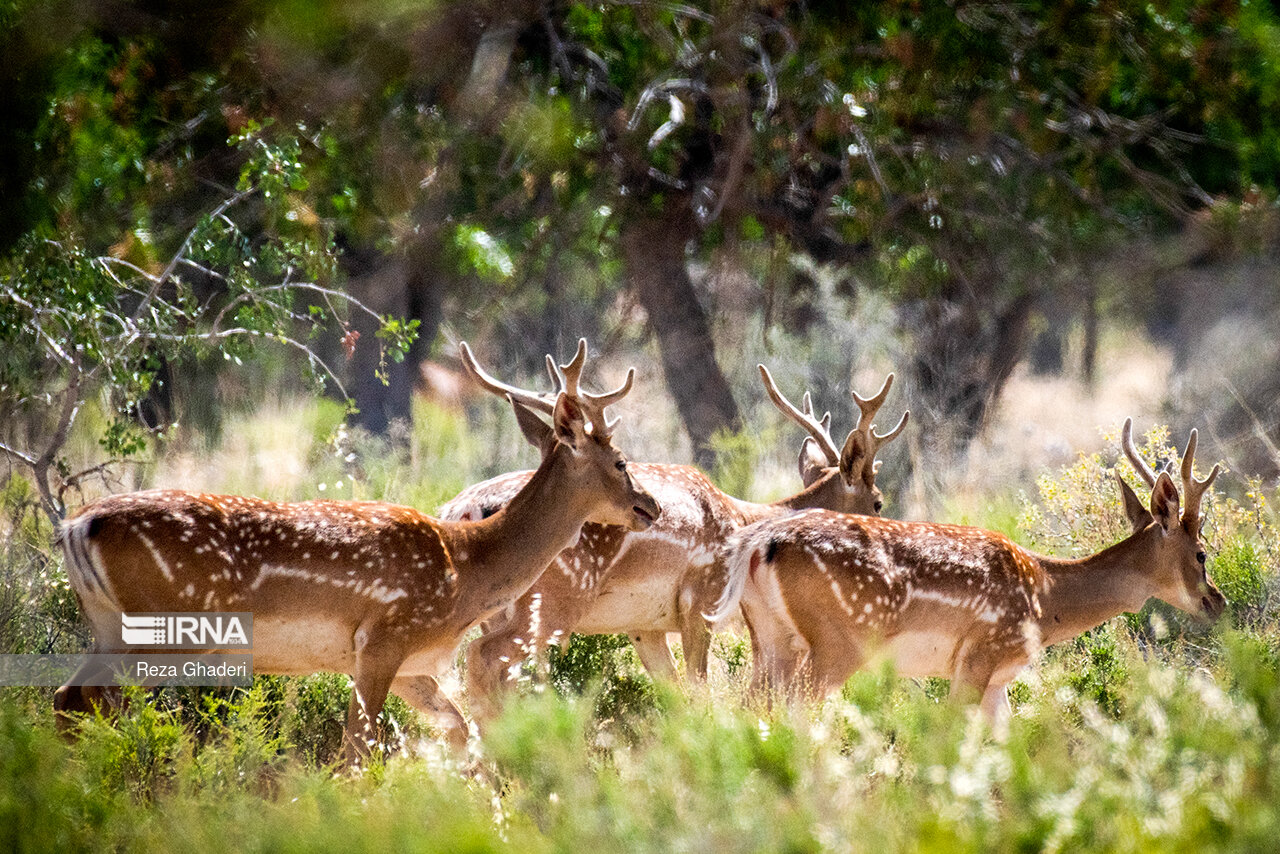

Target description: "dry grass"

left=942, top=331, right=1174, bottom=521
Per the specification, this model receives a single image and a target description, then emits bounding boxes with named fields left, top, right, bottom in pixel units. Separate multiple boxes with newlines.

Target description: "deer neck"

left=448, top=449, right=596, bottom=619
left=727, top=473, right=860, bottom=526
left=1035, top=530, right=1160, bottom=648
left=774, top=471, right=863, bottom=513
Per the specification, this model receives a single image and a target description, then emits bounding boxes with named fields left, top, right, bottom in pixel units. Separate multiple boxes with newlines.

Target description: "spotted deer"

left=723, top=419, right=1225, bottom=721
left=54, top=339, right=660, bottom=765
left=439, top=365, right=907, bottom=720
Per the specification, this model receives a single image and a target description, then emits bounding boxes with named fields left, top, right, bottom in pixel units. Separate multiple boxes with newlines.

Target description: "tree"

left=527, top=0, right=1280, bottom=454
left=0, top=132, right=414, bottom=526
left=3, top=0, right=1277, bottom=476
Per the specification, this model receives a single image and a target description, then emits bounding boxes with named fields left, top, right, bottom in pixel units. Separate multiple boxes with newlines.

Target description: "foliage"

left=1018, top=422, right=1181, bottom=557
left=533, top=0, right=1280, bottom=445
left=707, top=423, right=769, bottom=502
left=3, top=632, right=1280, bottom=852
left=6, top=0, right=1280, bottom=459
left=0, top=129, right=416, bottom=525
left=546, top=633, right=661, bottom=741
left=0, top=476, right=85, bottom=662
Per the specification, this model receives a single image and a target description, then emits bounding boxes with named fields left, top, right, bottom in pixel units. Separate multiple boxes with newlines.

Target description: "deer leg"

left=807, top=643, right=863, bottom=702
left=465, top=626, right=528, bottom=725
left=631, top=631, right=678, bottom=680
left=391, top=674, right=470, bottom=757
left=469, top=579, right=598, bottom=721
left=950, top=649, right=1004, bottom=724
left=979, top=681, right=1013, bottom=737
left=753, top=644, right=808, bottom=706
left=743, top=610, right=785, bottom=702
left=466, top=592, right=570, bottom=724
left=678, top=620, right=713, bottom=682
left=53, top=684, right=122, bottom=734
left=54, top=655, right=127, bottom=735
left=677, top=567, right=726, bottom=682
left=742, top=603, right=810, bottom=704
left=342, top=636, right=402, bottom=769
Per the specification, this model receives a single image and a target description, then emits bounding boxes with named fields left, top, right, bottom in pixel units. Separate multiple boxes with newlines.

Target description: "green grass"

left=3, top=636, right=1279, bottom=852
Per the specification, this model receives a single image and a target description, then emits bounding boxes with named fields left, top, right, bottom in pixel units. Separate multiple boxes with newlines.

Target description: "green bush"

left=547, top=633, right=661, bottom=742
left=2, top=615, right=1279, bottom=852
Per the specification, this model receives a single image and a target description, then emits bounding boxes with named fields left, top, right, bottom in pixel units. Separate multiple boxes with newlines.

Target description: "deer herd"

left=52, top=339, right=1227, bottom=766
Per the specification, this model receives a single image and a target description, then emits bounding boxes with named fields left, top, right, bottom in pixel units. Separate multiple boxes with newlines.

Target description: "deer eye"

left=1196, top=551, right=1206, bottom=565
left=615, top=460, right=627, bottom=472
left=873, top=500, right=884, bottom=514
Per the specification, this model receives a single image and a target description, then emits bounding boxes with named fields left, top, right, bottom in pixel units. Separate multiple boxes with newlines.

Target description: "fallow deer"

left=439, top=365, right=907, bottom=720
left=54, top=340, right=659, bottom=765
left=723, top=419, right=1225, bottom=721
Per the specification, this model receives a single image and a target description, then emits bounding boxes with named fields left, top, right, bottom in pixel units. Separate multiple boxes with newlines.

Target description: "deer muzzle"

left=629, top=492, right=660, bottom=531
left=1199, top=583, right=1227, bottom=622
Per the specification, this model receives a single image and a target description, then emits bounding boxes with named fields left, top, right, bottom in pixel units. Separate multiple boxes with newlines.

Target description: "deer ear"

left=1116, top=471, right=1153, bottom=533
left=1149, top=471, right=1181, bottom=534
left=511, top=398, right=555, bottom=453
left=839, top=431, right=868, bottom=483
left=552, top=392, right=586, bottom=449
left=797, top=437, right=829, bottom=486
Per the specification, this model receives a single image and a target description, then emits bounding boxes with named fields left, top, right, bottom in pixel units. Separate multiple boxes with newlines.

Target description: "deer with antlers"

left=439, top=364, right=907, bottom=720
left=54, top=340, right=659, bottom=765
left=722, top=419, right=1225, bottom=720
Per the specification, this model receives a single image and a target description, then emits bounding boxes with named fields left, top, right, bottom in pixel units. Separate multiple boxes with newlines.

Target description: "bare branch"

left=0, top=442, right=36, bottom=466
left=628, top=78, right=709, bottom=131
left=96, top=256, right=160, bottom=283
left=1, top=284, right=78, bottom=366
left=602, top=0, right=714, bottom=23
left=27, top=361, right=82, bottom=524
left=58, top=458, right=146, bottom=508
left=146, top=327, right=353, bottom=401
left=129, top=187, right=255, bottom=325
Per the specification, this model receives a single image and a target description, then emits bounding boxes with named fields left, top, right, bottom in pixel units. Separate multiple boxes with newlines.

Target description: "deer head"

left=459, top=339, right=659, bottom=531
left=1118, top=418, right=1225, bottom=620
left=758, top=364, right=909, bottom=515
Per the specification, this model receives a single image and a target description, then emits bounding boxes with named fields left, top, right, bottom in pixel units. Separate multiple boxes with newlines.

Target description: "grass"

left=1, top=396, right=1278, bottom=852
left=2, top=635, right=1278, bottom=852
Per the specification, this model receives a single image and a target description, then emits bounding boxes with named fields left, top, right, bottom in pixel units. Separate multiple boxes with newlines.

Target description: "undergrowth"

left=2, top=635, right=1278, bottom=853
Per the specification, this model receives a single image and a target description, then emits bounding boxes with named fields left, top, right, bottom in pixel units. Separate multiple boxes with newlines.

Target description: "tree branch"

left=128, top=188, right=255, bottom=325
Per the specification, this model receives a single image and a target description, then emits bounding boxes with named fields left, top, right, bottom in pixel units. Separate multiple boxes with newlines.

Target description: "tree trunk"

left=621, top=210, right=740, bottom=470
left=1082, top=277, right=1098, bottom=386
left=342, top=244, right=443, bottom=440
left=344, top=250, right=412, bottom=437
left=909, top=291, right=1034, bottom=450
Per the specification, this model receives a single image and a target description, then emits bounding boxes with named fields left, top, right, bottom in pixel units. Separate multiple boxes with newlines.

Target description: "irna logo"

left=120, top=613, right=253, bottom=649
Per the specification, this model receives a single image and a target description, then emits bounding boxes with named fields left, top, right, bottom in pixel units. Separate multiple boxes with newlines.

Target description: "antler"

left=1121, top=418, right=1220, bottom=524
left=459, top=341, right=557, bottom=414
left=544, top=339, right=635, bottom=438
left=1120, top=418, right=1158, bottom=488
left=858, top=374, right=910, bottom=460
left=463, top=339, right=634, bottom=440
left=1179, top=428, right=1221, bottom=526
left=757, top=364, right=840, bottom=465
left=841, top=373, right=910, bottom=475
